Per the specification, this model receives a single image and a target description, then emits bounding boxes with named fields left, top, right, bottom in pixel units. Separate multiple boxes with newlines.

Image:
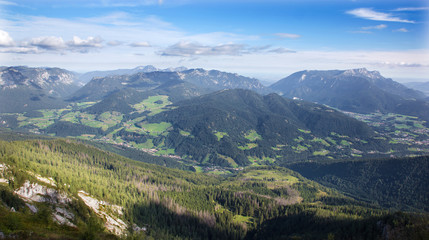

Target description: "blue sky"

left=0, top=0, right=428, bottom=82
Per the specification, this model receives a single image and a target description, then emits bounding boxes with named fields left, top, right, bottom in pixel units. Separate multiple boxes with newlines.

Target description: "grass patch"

left=313, top=149, right=329, bottom=156
left=218, top=154, right=238, bottom=168
left=193, top=166, right=204, bottom=173
left=60, top=112, right=80, bottom=124
left=156, top=148, right=175, bottom=155
left=233, top=215, right=253, bottom=224
left=240, top=169, right=300, bottom=186
left=292, top=144, right=308, bottom=153
left=244, top=130, right=262, bottom=141
left=138, top=122, right=172, bottom=136
left=132, top=139, right=154, bottom=149
left=331, top=132, right=348, bottom=138
left=74, top=101, right=97, bottom=109
left=132, top=95, right=172, bottom=116
left=325, top=137, right=336, bottom=145
left=311, top=137, right=330, bottom=147
left=180, top=130, right=192, bottom=137
left=298, top=129, right=311, bottom=134
left=214, top=131, right=229, bottom=141
left=238, top=143, right=258, bottom=150
left=98, top=111, right=123, bottom=126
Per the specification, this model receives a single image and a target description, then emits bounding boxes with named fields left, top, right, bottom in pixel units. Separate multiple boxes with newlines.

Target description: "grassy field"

left=238, top=169, right=300, bottom=188
left=132, top=95, right=172, bottom=115
left=138, top=122, right=172, bottom=136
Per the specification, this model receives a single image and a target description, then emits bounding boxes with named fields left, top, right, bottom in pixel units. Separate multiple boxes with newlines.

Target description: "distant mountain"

left=77, top=65, right=188, bottom=85
left=0, top=66, right=78, bottom=113
left=179, top=68, right=271, bottom=94
left=83, top=80, right=204, bottom=115
left=68, top=71, right=203, bottom=102
left=270, top=68, right=429, bottom=121
left=404, top=81, right=429, bottom=96
left=71, top=68, right=270, bottom=103
left=148, top=89, right=388, bottom=166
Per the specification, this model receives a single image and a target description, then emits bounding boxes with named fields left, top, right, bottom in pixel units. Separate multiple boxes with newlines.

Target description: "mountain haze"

left=404, top=81, right=429, bottom=96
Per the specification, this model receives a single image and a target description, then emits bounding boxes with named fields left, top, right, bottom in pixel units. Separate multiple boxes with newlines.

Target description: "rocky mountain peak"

left=342, top=68, right=382, bottom=79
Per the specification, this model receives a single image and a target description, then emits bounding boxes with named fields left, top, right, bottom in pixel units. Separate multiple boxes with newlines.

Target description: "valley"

left=1, top=66, right=429, bottom=239
left=2, top=91, right=429, bottom=174
left=1, top=137, right=428, bottom=239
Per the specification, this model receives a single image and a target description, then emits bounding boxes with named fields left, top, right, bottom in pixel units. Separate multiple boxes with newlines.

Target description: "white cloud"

left=0, top=1, right=17, bottom=6
left=159, top=42, right=282, bottom=57
left=274, top=33, right=301, bottom=39
left=394, top=28, right=409, bottom=33
left=378, top=61, right=427, bottom=68
left=0, top=29, right=14, bottom=46
left=0, top=33, right=105, bottom=54
left=30, top=36, right=66, bottom=50
left=129, top=41, right=151, bottom=47
left=67, top=36, right=103, bottom=52
left=0, top=46, right=38, bottom=54
left=393, top=7, right=429, bottom=12
left=361, top=24, right=387, bottom=30
left=160, top=41, right=246, bottom=56
left=68, top=36, right=102, bottom=48
left=347, top=8, right=415, bottom=23
left=268, top=48, right=296, bottom=54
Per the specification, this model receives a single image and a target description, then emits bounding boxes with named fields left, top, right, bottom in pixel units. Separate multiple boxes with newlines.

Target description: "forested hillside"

left=0, top=138, right=428, bottom=239
left=288, top=156, right=429, bottom=212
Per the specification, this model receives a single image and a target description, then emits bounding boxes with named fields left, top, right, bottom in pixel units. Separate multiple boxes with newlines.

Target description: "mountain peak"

left=342, top=68, right=382, bottom=79
left=134, top=65, right=158, bottom=72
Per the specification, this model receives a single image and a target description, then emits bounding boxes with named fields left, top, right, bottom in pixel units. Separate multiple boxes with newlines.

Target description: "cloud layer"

left=347, top=8, right=415, bottom=23
left=0, top=31, right=104, bottom=54
left=274, top=33, right=301, bottom=39
left=159, top=41, right=294, bottom=57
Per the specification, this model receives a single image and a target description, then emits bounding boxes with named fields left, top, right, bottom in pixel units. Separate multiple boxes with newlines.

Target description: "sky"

left=0, top=0, right=428, bottom=83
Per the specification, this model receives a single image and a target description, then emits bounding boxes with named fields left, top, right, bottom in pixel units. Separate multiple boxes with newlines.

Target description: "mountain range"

left=270, top=68, right=429, bottom=122
left=1, top=66, right=427, bottom=164
left=0, top=66, right=78, bottom=113
left=0, top=65, right=429, bottom=239
left=76, top=65, right=188, bottom=85
left=70, top=68, right=269, bottom=103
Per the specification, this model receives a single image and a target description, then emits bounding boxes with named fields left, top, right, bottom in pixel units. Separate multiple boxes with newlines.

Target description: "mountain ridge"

left=270, top=68, right=429, bottom=122
left=0, top=66, right=79, bottom=113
